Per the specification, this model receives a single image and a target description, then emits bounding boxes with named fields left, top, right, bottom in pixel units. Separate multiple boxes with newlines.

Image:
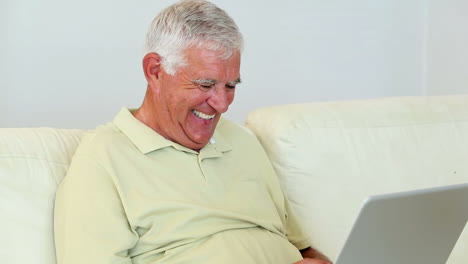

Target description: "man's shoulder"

left=217, top=118, right=255, bottom=137
left=74, top=122, right=132, bottom=158
left=216, top=118, right=256, bottom=141
left=216, top=118, right=266, bottom=153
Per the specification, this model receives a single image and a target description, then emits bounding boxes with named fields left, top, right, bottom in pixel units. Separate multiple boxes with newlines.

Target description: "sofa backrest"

left=2, top=95, right=468, bottom=264
left=245, top=95, right=468, bottom=263
left=0, top=128, right=85, bottom=264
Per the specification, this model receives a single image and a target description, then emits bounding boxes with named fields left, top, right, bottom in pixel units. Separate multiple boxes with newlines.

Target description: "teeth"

left=192, top=110, right=215, bottom=120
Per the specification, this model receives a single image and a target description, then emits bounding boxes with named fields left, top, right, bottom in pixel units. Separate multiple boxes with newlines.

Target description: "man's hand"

left=294, top=247, right=332, bottom=264
left=294, top=258, right=331, bottom=264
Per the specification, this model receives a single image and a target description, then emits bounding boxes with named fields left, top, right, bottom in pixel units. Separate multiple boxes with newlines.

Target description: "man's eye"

left=200, top=84, right=213, bottom=89
left=226, top=85, right=236, bottom=89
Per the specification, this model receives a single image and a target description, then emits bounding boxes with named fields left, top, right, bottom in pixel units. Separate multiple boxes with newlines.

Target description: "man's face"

left=151, top=47, right=241, bottom=150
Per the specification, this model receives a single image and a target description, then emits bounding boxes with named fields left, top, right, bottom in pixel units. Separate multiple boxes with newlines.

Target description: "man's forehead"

left=181, top=65, right=241, bottom=83
left=178, top=47, right=241, bottom=84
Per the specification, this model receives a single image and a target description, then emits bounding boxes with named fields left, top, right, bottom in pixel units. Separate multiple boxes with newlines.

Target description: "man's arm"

left=54, top=155, right=137, bottom=264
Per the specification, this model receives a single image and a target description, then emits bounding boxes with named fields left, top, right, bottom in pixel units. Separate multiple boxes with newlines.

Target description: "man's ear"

left=143, top=53, right=162, bottom=89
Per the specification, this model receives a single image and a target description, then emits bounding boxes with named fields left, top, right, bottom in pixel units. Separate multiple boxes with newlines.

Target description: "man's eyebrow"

left=192, top=77, right=242, bottom=86
left=193, top=79, right=217, bottom=85
left=227, top=78, right=242, bottom=86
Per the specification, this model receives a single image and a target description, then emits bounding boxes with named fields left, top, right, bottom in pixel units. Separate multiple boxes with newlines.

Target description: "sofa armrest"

left=0, top=128, right=85, bottom=264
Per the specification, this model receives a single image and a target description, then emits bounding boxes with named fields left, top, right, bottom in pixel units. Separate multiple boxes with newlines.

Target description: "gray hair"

left=144, top=0, right=244, bottom=75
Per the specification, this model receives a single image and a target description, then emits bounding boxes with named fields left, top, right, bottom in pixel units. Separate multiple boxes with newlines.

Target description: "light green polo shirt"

left=54, top=108, right=311, bottom=264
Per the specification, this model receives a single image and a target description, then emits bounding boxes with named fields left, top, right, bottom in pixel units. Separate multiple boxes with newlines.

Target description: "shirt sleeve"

left=284, top=197, right=312, bottom=250
left=248, top=132, right=312, bottom=251
left=54, top=155, right=138, bottom=264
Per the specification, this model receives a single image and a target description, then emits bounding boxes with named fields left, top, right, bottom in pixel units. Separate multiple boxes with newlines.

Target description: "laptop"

left=335, top=183, right=468, bottom=264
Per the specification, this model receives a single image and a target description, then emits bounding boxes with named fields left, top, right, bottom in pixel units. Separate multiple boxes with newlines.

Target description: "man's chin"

left=187, top=132, right=215, bottom=149
left=193, top=136, right=212, bottom=147
left=182, top=120, right=218, bottom=150
left=180, top=139, right=208, bottom=152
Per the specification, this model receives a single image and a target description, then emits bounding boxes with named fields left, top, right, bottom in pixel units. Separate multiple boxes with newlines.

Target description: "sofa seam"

left=0, top=155, right=71, bottom=166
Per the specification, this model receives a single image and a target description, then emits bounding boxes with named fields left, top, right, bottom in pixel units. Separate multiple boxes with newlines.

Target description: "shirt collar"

left=113, top=107, right=232, bottom=155
left=113, top=108, right=173, bottom=154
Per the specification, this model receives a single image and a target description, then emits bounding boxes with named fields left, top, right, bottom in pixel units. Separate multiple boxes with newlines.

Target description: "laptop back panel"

left=335, top=183, right=468, bottom=264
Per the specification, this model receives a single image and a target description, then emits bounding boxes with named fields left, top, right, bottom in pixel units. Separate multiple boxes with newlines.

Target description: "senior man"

left=54, top=1, right=330, bottom=263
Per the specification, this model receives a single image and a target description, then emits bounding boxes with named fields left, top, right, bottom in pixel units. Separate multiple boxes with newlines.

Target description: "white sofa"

left=1, top=95, right=467, bottom=263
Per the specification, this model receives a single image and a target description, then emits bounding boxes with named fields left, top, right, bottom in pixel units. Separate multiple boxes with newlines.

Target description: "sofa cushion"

left=245, top=95, right=468, bottom=263
left=0, top=128, right=85, bottom=264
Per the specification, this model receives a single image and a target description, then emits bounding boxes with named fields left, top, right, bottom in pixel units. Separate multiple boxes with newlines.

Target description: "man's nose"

left=207, top=86, right=231, bottom=113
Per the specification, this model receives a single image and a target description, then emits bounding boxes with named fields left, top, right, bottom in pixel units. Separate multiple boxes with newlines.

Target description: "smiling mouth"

left=192, top=109, right=216, bottom=120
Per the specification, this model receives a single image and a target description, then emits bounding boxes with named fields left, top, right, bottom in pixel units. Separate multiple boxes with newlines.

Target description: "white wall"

left=232, top=0, right=425, bottom=116
left=1, top=0, right=459, bottom=129
left=426, top=0, right=468, bottom=95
